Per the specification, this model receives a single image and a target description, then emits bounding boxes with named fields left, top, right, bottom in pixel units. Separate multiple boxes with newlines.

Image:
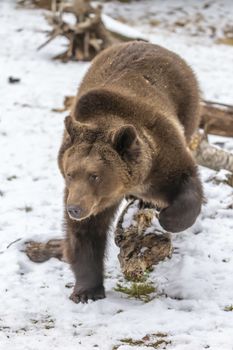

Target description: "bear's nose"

left=67, top=205, right=83, bottom=219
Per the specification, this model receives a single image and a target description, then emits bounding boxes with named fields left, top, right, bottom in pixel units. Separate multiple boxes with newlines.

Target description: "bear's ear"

left=112, top=125, right=141, bottom=162
left=64, top=115, right=77, bottom=143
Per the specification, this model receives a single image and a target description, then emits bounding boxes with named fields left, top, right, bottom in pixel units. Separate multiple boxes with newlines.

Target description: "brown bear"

left=58, top=41, right=203, bottom=303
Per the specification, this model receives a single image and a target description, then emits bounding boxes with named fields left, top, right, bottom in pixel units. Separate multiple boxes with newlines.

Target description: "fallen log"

left=17, top=0, right=55, bottom=9
left=189, top=132, right=233, bottom=173
left=25, top=239, right=66, bottom=262
left=201, top=100, right=233, bottom=137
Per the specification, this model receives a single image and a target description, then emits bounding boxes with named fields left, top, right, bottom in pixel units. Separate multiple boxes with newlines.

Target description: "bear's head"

left=62, top=116, right=142, bottom=221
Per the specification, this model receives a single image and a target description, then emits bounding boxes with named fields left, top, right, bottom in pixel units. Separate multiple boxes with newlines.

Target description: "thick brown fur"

left=58, top=41, right=203, bottom=303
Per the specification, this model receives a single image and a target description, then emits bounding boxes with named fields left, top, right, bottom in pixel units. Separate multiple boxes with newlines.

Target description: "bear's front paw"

left=159, top=174, right=202, bottom=232
left=159, top=200, right=200, bottom=233
left=159, top=207, right=187, bottom=232
left=69, top=285, right=105, bottom=304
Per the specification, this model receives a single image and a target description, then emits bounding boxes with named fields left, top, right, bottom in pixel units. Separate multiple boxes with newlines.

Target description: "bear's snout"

left=67, top=205, right=83, bottom=220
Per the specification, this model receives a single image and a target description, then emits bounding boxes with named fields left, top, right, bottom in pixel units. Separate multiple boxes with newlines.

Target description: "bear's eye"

left=89, top=174, right=99, bottom=183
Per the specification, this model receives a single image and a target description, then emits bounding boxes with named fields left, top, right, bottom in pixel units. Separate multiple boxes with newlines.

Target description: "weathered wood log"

left=189, top=132, right=233, bottom=173
left=115, top=201, right=172, bottom=281
left=17, top=0, right=59, bottom=9
left=25, top=239, right=66, bottom=262
left=201, top=100, right=233, bottom=137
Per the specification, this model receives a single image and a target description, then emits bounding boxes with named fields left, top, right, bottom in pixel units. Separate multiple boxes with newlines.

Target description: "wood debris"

left=37, top=0, right=142, bottom=61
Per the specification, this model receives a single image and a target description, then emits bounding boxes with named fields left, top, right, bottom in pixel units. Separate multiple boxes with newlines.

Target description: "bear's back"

left=77, top=41, right=200, bottom=141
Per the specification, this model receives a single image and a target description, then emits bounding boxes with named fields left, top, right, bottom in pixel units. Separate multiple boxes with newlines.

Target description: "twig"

left=37, top=29, right=61, bottom=51
left=7, top=238, right=22, bottom=249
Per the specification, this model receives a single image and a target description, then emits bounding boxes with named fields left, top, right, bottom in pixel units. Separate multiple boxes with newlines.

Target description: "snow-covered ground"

left=0, top=1, right=233, bottom=349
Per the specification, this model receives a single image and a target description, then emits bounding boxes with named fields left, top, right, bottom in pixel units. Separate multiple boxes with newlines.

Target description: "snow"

left=122, top=202, right=139, bottom=229
left=103, top=0, right=233, bottom=43
left=1, top=1, right=233, bottom=349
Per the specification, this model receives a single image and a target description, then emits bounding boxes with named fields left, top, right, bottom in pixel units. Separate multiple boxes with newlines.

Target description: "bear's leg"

left=65, top=203, right=119, bottom=303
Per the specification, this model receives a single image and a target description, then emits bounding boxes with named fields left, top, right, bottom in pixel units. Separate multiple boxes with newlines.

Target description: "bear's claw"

left=69, top=285, right=105, bottom=304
